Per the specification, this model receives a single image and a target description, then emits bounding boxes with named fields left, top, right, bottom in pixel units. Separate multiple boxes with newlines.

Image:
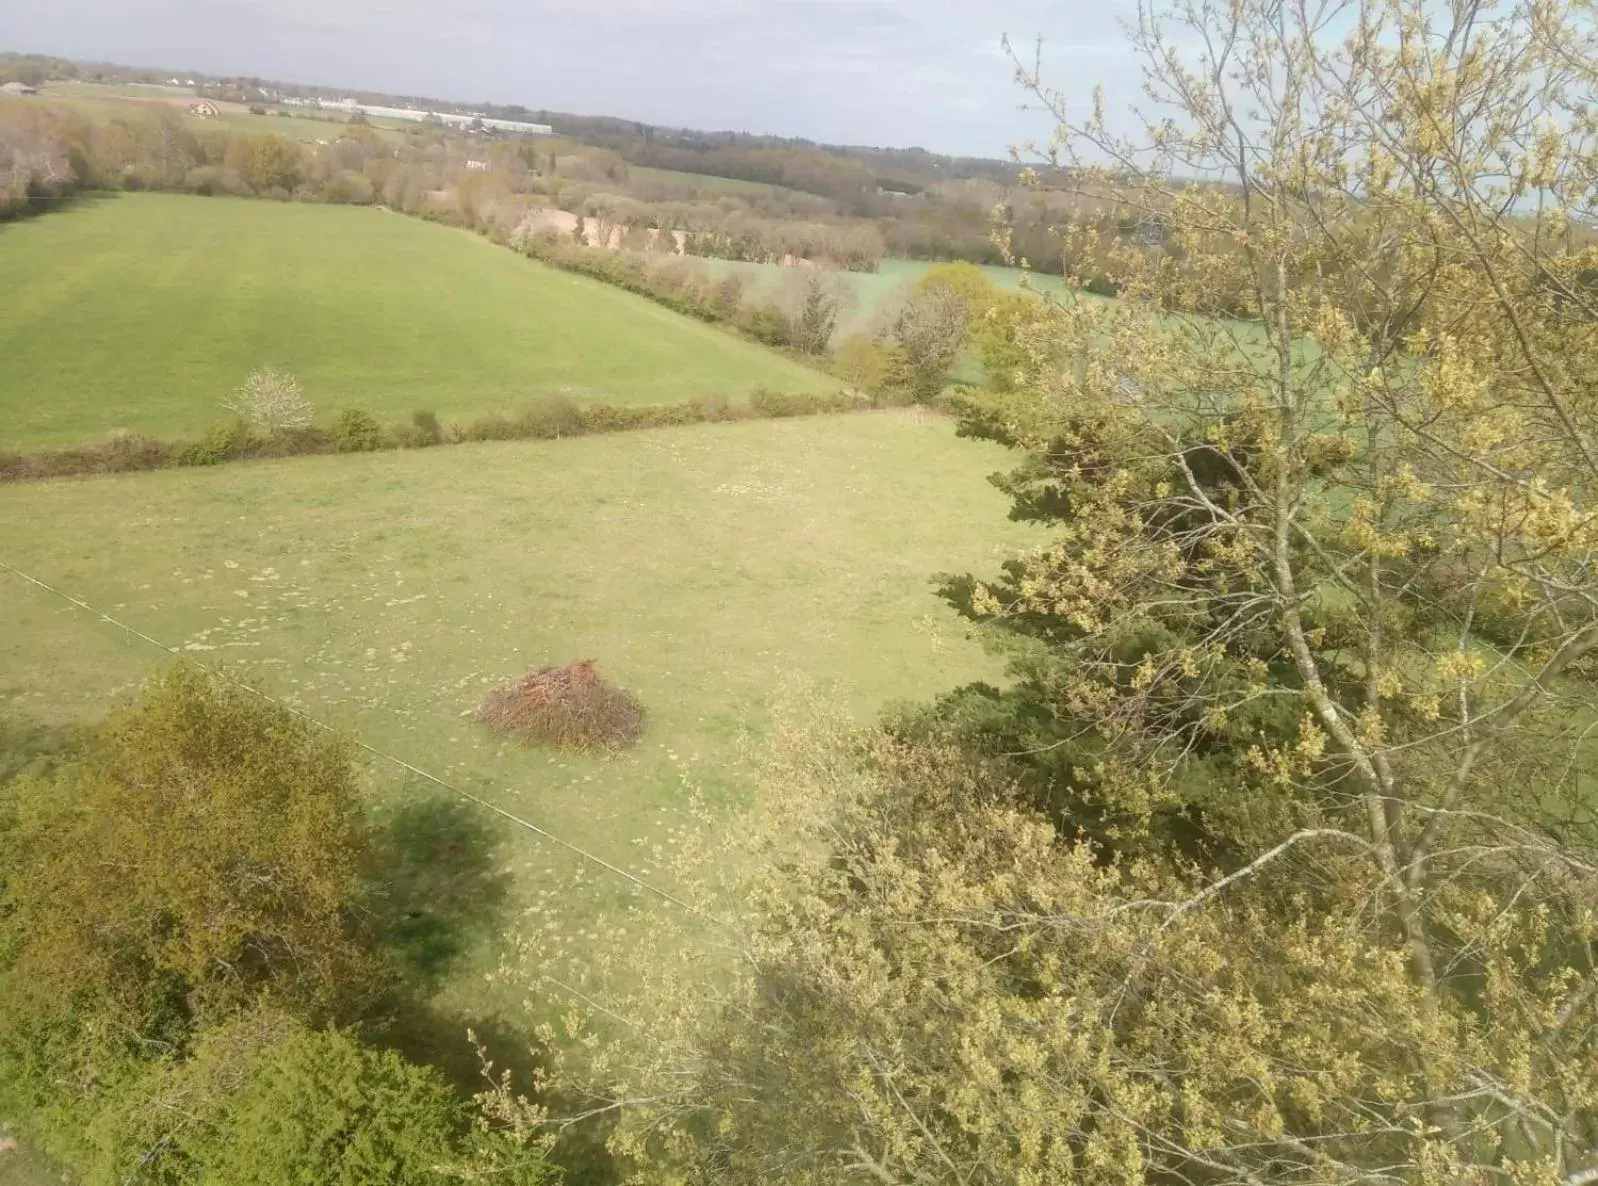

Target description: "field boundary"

left=0, top=389, right=897, bottom=484
left=498, top=226, right=870, bottom=353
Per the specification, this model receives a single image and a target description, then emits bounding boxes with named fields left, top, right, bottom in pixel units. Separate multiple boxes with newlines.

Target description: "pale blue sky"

left=0, top=0, right=1136, bottom=157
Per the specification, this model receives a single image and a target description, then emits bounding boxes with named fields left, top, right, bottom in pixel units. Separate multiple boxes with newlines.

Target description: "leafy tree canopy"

left=1, top=664, right=375, bottom=1026
left=189, top=1027, right=467, bottom=1186
left=0, top=667, right=556, bottom=1183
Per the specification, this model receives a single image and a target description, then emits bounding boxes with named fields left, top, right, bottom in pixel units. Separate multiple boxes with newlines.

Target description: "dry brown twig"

left=476, top=660, right=644, bottom=754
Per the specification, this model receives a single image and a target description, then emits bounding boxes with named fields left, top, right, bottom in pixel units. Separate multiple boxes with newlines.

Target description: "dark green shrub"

left=625, top=406, right=676, bottom=430
left=644, top=402, right=707, bottom=427
left=412, top=410, right=444, bottom=445
left=713, top=274, right=749, bottom=317
left=456, top=413, right=521, bottom=442
left=385, top=423, right=429, bottom=449
left=178, top=419, right=256, bottom=467
left=100, top=432, right=174, bottom=472
left=748, top=388, right=810, bottom=418
left=749, top=388, right=860, bottom=419
left=787, top=274, right=843, bottom=355
left=688, top=394, right=740, bottom=422
left=386, top=411, right=443, bottom=449
left=1, top=664, right=374, bottom=1023
left=189, top=1029, right=471, bottom=1186
left=332, top=408, right=383, bottom=452
left=578, top=404, right=646, bottom=433
left=737, top=306, right=791, bottom=347
left=518, top=395, right=586, bottom=439
left=258, top=426, right=334, bottom=457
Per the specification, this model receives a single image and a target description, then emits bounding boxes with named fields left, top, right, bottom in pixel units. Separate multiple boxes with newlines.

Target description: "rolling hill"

left=0, top=193, right=833, bottom=447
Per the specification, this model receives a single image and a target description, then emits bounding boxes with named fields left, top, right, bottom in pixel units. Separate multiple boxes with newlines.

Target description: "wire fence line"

left=0, top=558, right=705, bottom=918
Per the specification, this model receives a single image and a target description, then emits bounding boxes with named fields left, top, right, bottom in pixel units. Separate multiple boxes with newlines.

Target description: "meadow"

left=697, top=256, right=1079, bottom=335
left=627, top=164, right=786, bottom=195
left=0, top=1137, right=62, bottom=1186
left=25, top=82, right=403, bottom=143
left=0, top=411, right=1036, bottom=1006
left=0, top=193, right=834, bottom=447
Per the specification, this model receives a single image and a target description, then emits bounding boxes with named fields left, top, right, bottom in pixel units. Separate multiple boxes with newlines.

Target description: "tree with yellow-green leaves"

left=914, top=260, right=1001, bottom=323
left=970, top=288, right=1058, bottom=391
left=1, top=664, right=375, bottom=1026
left=0, top=667, right=556, bottom=1184
left=507, top=1, right=1598, bottom=1182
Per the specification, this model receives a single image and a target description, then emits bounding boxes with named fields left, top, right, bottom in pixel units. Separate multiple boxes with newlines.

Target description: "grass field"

left=698, top=257, right=1080, bottom=336
left=0, top=1140, right=70, bottom=1186
left=22, top=83, right=404, bottom=144
left=0, top=412, right=1033, bottom=1010
left=0, top=193, right=834, bottom=448
left=628, top=164, right=787, bottom=195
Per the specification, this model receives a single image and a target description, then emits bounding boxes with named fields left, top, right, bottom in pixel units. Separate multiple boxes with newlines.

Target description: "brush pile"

left=476, top=660, right=644, bottom=753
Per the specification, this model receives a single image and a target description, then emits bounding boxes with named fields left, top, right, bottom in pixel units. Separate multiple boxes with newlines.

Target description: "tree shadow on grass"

left=360, top=792, right=624, bottom=1182
left=376, top=1002, right=624, bottom=1185
left=362, top=791, right=521, bottom=1092
left=377, top=1001, right=539, bottom=1098
left=0, top=190, right=122, bottom=237
left=0, top=707, right=85, bottom=787
left=366, top=792, right=513, bottom=997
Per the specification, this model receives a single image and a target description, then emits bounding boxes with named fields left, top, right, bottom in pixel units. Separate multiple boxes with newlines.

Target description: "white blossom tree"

left=223, top=367, right=313, bottom=434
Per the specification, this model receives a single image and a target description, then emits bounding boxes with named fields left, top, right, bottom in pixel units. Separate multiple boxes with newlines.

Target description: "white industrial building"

left=318, top=98, right=551, bottom=135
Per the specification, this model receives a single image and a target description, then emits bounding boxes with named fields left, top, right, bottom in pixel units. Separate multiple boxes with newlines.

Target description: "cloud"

left=0, top=0, right=1139, bottom=155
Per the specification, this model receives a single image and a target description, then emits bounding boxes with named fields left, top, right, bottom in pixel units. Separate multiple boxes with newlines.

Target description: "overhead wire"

left=0, top=558, right=705, bottom=919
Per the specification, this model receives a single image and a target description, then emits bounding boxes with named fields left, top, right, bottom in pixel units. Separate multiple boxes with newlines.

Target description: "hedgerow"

left=0, top=389, right=870, bottom=484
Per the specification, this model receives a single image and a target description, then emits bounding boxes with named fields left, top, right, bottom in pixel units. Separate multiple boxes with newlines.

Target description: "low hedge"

left=0, top=390, right=870, bottom=484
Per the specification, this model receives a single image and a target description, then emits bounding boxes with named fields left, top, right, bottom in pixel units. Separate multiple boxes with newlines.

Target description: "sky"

left=0, top=0, right=1138, bottom=158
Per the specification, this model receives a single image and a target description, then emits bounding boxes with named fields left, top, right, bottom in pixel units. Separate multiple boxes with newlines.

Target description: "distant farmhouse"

left=1, top=81, right=39, bottom=96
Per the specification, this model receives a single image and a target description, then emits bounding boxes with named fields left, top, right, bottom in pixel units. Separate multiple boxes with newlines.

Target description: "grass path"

left=0, top=193, right=832, bottom=447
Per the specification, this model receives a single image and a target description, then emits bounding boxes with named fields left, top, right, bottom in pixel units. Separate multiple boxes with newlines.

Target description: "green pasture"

left=695, top=256, right=1079, bottom=336
left=0, top=411, right=1035, bottom=1008
left=213, top=109, right=401, bottom=142
left=0, top=193, right=833, bottom=447
left=627, top=164, right=786, bottom=195
left=22, top=83, right=401, bottom=144
left=0, top=1138, right=68, bottom=1186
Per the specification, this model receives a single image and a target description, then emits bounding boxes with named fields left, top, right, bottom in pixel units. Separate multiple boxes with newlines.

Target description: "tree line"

left=0, top=86, right=1177, bottom=287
